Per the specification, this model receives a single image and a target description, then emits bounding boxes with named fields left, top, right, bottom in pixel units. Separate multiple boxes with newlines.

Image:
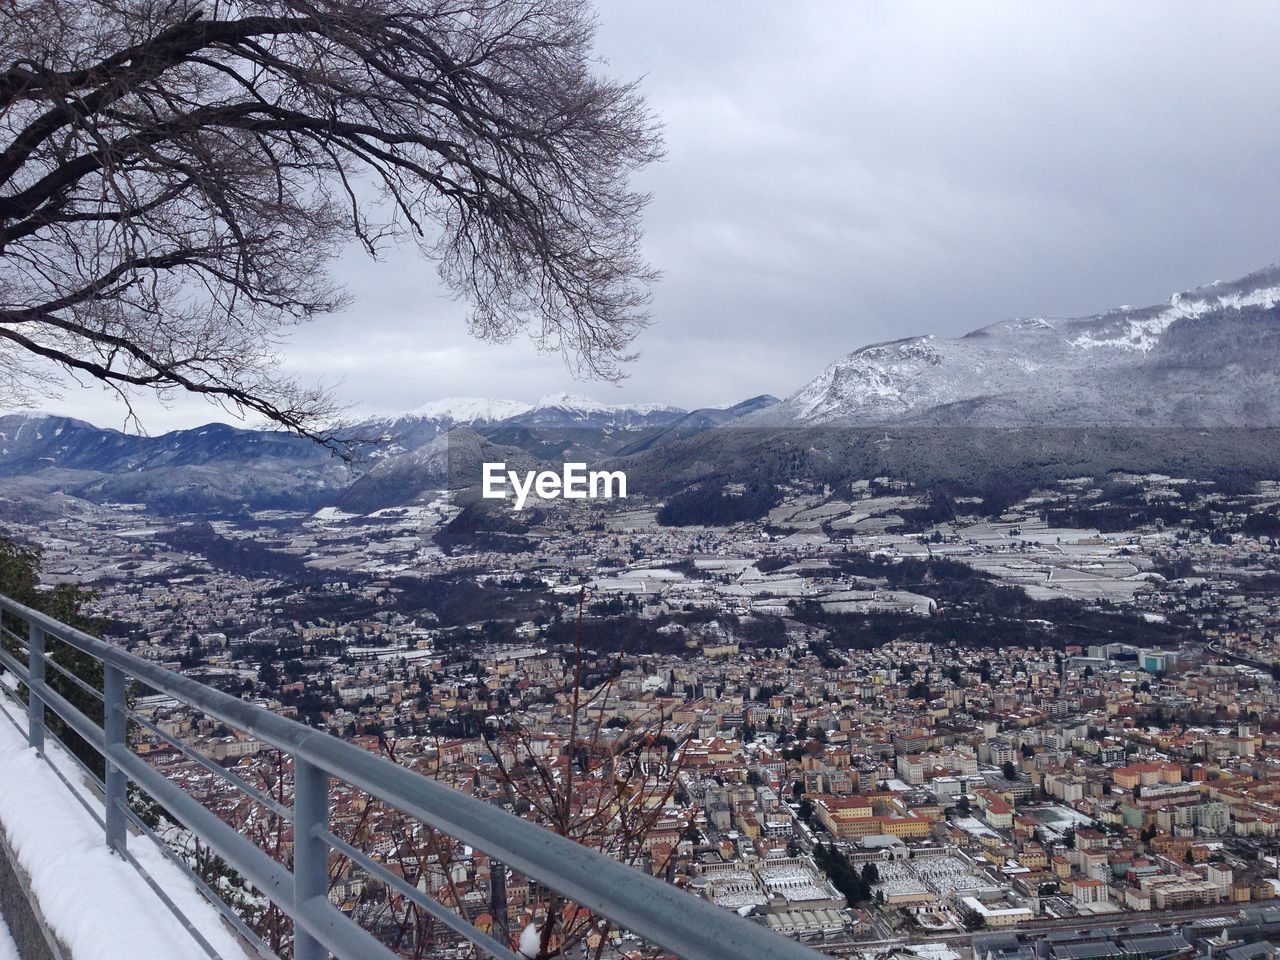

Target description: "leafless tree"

left=329, top=736, right=483, bottom=959
left=0, top=0, right=661, bottom=453
left=481, top=590, right=690, bottom=959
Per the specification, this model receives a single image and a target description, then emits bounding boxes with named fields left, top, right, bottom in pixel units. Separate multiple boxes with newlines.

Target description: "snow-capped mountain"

left=338, top=393, right=690, bottom=509
left=363, top=393, right=684, bottom=436
left=352, top=393, right=687, bottom=460
left=509, top=392, right=685, bottom=428
left=0, top=415, right=330, bottom=473
left=754, top=264, right=1280, bottom=428
left=6, top=261, right=1279, bottom=516
left=0, top=394, right=714, bottom=513
left=335, top=428, right=538, bottom=514
left=615, top=395, right=780, bottom=456
left=357, top=398, right=534, bottom=455
left=401, top=397, right=534, bottom=423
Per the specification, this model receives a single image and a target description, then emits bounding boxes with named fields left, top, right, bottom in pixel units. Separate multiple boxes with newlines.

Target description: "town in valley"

left=5, top=467, right=1280, bottom=960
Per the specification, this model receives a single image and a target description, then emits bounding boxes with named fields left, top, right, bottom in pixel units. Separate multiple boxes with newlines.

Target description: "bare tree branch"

left=0, top=0, right=662, bottom=455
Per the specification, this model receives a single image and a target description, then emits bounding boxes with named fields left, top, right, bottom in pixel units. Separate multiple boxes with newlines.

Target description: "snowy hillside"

left=753, top=263, right=1280, bottom=428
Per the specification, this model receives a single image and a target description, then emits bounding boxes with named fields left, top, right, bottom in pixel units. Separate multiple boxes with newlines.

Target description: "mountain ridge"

left=0, top=395, right=759, bottom=512
left=4, top=261, right=1280, bottom=514
left=749, top=263, right=1280, bottom=428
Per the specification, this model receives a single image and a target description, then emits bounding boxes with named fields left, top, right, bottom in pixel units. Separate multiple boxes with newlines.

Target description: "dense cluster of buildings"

left=4, top=472, right=1280, bottom=957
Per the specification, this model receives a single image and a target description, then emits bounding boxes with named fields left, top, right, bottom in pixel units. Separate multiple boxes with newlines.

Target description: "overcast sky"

left=26, top=0, right=1280, bottom=432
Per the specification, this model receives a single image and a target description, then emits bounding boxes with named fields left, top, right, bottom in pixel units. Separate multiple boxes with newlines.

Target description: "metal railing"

left=0, top=593, right=831, bottom=960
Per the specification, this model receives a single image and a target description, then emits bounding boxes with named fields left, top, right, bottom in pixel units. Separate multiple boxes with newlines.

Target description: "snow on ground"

left=1024, top=803, right=1097, bottom=841
left=311, top=505, right=358, bottom=521
left=1070, top=285, right=1280, bottom=352
left=0, top=913, right=19, bottom=960
left=0, top=696, right=251, bottom=960
left=903, top=944, right=963, bottom=960
left=953, top=815, right=1001, bottom=840
left=757, top=865, right=831, bottom=903
left=706, top=872, right=768, bottom=911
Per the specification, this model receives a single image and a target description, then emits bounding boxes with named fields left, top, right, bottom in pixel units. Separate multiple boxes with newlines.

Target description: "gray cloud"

left=21, top=0, right=1280, bottom=431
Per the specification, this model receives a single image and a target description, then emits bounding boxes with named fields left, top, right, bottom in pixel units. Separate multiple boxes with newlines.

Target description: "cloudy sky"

left=28, top=0, right=1280, bottom=432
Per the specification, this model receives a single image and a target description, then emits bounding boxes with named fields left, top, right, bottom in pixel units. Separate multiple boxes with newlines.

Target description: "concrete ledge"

left=0, top=819, right=67, bottom=960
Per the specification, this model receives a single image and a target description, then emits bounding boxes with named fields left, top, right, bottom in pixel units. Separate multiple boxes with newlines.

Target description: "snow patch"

left=312, top=506, right=358, bottom=521
left=518, top=922, right=541, bottom=958
left=379, top=393, right=681, bottom=425
left=1006, top=317, right=1056, bottom=332
left=1071, top=285, right=1280, bottom=352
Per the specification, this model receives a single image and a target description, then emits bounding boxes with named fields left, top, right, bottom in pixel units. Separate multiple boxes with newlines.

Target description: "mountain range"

left=362, top=392, right=689, bottom=449
left=0, top=393, right=777, bottom=513
left=3, top=263, right=1280, bottom=514
left=750, top=264, right=1280, bottom=428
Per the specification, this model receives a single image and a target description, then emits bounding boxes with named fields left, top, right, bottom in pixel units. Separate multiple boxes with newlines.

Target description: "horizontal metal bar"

left=115, top=832, right=225, bottom=960
left=4, top=696, right=230, bottom=960
left=38, top=722, right=107, bottom=795
left=40, top=650, right=105, bottom=702
left=27, top=668, right=291, bottom=895
left=0, top=683, right=27, bottom=734
left=321, top=829, right=521, bottom=960
left=5, top=641, right=314, bottom=960
left=27, top=721, right=108, bottom=830
left=7, top=671, right=275, bottom=960
left=126, top=707, right=291, bottom=819
left=30, top=726, right=223, bottom=960
left=22, top=664, right=397, bottom=960
left=0, top=593, right=829, bottom=960
left=295, top=895, right=399, bottom=960
left=0, top=622, right=28, bottom=652
left=0, top=644, right=29, bottom=686
left=9, top=625, right=108, bottom=705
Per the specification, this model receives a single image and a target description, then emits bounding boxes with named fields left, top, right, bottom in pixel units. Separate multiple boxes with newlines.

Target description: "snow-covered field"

left=872, top=855, right=997, bottom=901
left=1024, top=803, right=1097, bottom=841
left=706, top=872, right=768, bottom=910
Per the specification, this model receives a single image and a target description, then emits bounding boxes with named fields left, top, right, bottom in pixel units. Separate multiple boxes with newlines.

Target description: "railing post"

left=293, top=758, right=329, bottom=960
left=27, top=623, right=44, bottom=753
left=103, top=663, right=127, bottom=854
